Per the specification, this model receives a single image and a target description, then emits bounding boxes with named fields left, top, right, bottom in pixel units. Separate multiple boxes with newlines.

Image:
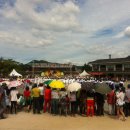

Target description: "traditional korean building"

left=88, top=55, right=130, bottom=79
left=27, top=60, right=73, bottom=76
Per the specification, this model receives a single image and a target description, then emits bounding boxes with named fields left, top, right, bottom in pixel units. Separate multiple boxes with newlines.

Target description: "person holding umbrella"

left=43, top=85, right=51, bottom=113
left=51, top=88, right=60, bottom=115
left=95, top=92, right=105, bottom=116
left=79, top=89, right=87, bottom=116
left=86, top=91, right=95, bottom=117
left=70, top=91, right=77, bottom=117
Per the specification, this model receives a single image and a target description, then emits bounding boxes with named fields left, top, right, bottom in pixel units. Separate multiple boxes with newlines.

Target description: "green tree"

left=82, top=63, right=92, bottom=72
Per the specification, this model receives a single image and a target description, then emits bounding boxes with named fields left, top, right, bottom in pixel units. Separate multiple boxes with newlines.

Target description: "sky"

left=0, top=0, right=130, bottom=65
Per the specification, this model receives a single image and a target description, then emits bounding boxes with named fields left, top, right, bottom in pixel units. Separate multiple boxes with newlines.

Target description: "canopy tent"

left=9, top=69, right=22, bottom=77
left=79, top=70, right=90, bottom=77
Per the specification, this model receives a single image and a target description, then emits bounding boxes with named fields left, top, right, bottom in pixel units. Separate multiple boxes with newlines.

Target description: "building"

left=27, top=60, right=73, bottom=76
left=88, top=55, right=130, bottom=79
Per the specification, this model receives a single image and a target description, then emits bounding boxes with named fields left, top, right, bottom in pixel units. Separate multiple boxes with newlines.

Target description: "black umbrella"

left=94, top=83, right=112, bottom=94
left=81, top=82, right=95, bottom=92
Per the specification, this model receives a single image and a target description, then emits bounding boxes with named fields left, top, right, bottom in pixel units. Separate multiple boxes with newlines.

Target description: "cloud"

left=0, top=0, right=82, bottom=49
left=124, top=26, right=130, bottom=37
left=80, top=0, right=130, bottom=35
left=114, top=32, right=124, bottom=38
left=0, top=0, right=130, bottom=65
left=1, top=0, right=81, bottom=31
left=0, top=30, right=54, bottom=48
left=114, top=26, right=130, bottom=38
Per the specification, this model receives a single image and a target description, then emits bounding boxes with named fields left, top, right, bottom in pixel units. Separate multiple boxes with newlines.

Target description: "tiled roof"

left=89, top=56, right=130, bottom=64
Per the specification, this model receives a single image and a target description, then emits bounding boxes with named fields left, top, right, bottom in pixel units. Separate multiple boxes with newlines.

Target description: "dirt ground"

left=0, top=111, right=130, bottom=130
left=1, top=81, right=130, bottom=130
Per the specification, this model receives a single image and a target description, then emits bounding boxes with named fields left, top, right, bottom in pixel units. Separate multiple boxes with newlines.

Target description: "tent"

left=79, top=70, right=90, bottom=77
left=41, top=72, right=45, bottom=77
left=9, top=69, right=22, bottom=77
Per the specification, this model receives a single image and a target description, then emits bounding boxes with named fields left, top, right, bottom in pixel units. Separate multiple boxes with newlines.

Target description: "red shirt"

left=44, top=88, right=51, bottom=100
left=107, top=90, right=115, bottom=104
left=24, top=90, right=31, bottom=98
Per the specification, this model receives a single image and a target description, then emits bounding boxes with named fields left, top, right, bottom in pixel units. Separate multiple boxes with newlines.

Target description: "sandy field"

left=1, top=81, right=130, bottom=130
left=0, top=111, right=130, bottom=130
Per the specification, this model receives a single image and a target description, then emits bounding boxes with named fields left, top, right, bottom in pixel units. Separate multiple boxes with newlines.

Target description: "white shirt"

left=10, top=90, right=18, bottom=101
left=70, top=92, right=76, bottom=102
left=51, top=90, right=59, bottom=99
left=116, top=91, right=125, bottom=106
left=38, top=86, right=44, bottom=95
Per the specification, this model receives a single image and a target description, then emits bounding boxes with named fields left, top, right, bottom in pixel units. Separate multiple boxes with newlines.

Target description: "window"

left=107, top=65, right=114, bottom=69
left=124, top=64, right=130, bottom=68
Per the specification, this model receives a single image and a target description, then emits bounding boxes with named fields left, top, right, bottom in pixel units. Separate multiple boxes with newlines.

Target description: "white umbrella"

left=8, top=80, right=23, bottom=89
left=0, top=80, right=10, bottom=86
left=67, top=82, right=81, bottom=92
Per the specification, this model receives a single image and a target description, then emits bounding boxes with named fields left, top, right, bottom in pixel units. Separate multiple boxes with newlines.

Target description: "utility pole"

left=68, top=62, right=72, bottom=77
left=32, top=60, right=35, bottom=78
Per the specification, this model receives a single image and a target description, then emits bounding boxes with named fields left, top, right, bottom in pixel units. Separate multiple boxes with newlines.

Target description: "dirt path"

left=0, top=112, right=130, bottom=130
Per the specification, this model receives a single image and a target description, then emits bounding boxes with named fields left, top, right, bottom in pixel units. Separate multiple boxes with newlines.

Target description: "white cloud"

left=114, top=26, right=130, bottom=38
left=114, top=32, right=124, bottom=38
left=0, top=0, right=130, bottom=65
left=124, top=26, right=130, bottom=37
left=80, top=0, right=130, bottom=33
left=0, top=30, right=54, bottom=48
left=1, top=0, right=80, bottom=31
left=0, top=0, right=82, bottom=49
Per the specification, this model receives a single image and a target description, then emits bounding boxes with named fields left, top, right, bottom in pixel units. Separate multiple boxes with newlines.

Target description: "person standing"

left=38, top=83, right=44, bottom=111
left=124, top=84, right=130, bottom=117
left=95, top=92, right=105, bottom=116
left=43, top=85, right=51, bottom=113
left=0, top=86, right=6, bottom=119
left=116, top=87, right=126, bottom=121
left=10, top=87, right=18, bottom=114
left=59, top=88, right=68, bottom=115
left=70, top=91, right=77, bottom=116
left=79, top=89, right=87, bottom=116
left=31, top=84, right=40, bottom=114
left=107, top=85, right=115, bottom=115
left=23, top=86, right=31, bottom=112
left=86, top=91, right=95, bottom=117
left=51, top=88, right=60, bottom=115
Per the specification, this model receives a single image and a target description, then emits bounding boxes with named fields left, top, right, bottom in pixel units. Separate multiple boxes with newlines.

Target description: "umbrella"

left=67, top=82, right=81, bottom=92
left=94, top=83, right=112, bottom=94
left=124, top=81, right=130, bottom=88
left=81, top=82, right=95, bottom=92
left=49, top=80, right=65, bottom=89
left=0, top=80, right=10, bottom=86
left=25, top=79, right=31, bottom=84
left=8, top=80, right=23, bottom=89
left=43, top=80, right=53, bottom=85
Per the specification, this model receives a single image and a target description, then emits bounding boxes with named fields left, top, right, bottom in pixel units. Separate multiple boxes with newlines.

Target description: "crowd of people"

left=0, top=77, right=130, bottom=122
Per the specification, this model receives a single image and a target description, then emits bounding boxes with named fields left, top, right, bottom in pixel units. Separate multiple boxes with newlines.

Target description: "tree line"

left=0, top=58, right=92, bottom=77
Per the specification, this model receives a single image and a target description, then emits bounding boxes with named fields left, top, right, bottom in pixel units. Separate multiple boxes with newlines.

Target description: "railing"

left=100, top=68, right=106, bottom=71
left=116, top=68, right=123, bottom=71
left=124, top=68, right=130, bottom=71
left=107, top=69, right=114, bottom=71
